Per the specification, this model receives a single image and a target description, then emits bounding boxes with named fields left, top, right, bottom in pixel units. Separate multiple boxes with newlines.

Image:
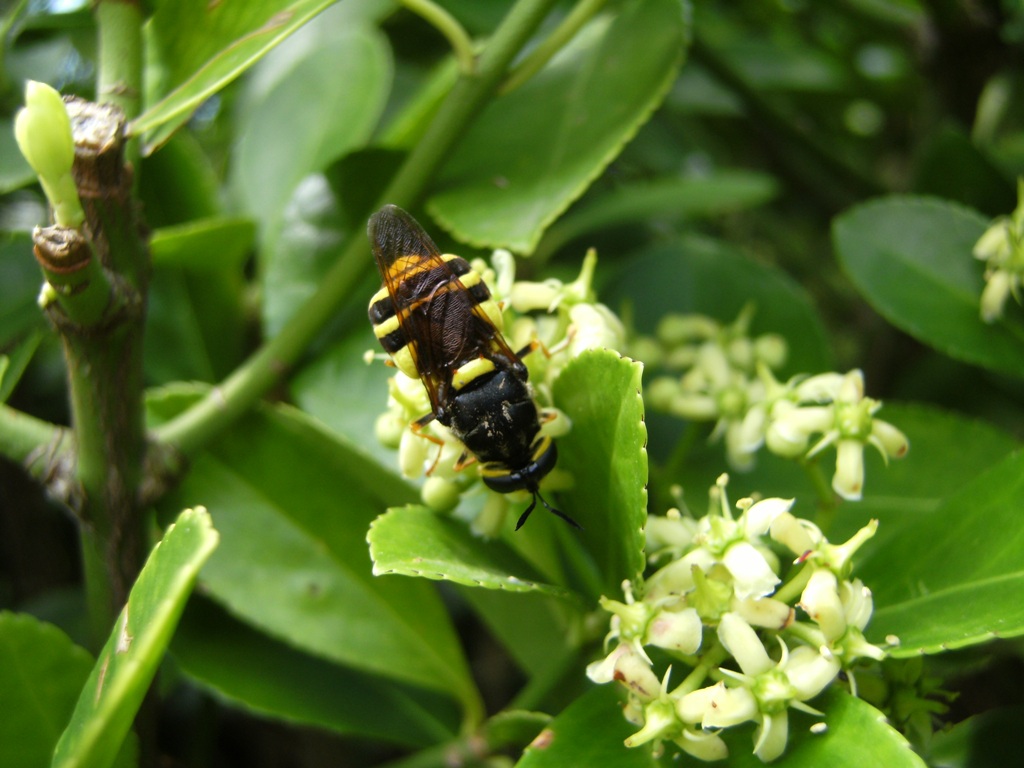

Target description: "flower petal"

left=723, top=542, right=780, bottom=600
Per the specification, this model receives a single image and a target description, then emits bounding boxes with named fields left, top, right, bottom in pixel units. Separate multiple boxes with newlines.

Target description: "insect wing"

left=368, top=205, right=525, bottom=416
left=368, top=206, right=451, bottom=414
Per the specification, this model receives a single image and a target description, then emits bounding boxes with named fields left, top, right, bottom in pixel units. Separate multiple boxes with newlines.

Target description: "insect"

left=367, top=204, right=579, bottom=530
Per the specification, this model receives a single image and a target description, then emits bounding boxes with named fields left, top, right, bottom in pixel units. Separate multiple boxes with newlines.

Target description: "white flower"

left=646, top=607, right=703, bottom=655
left=585, top=642, right=661, bottom=699
left=799, top=568, right=846, bottom=642
left=723, top=541, right=780, bottom=600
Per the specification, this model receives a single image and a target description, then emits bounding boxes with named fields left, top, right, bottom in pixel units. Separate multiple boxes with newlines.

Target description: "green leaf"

left=458, top=588, right=576, bottom=678
left=723, top=689, right=924, bottom=768
left=0, top=613, right=93, bottom=768
left=689, top=402, right=1019, bottom=545
left=929, top=704, right=1024, bottom=768
left=149, top=217, right=254, bottom=272
left=833, top=196, right=1024, bottom=378
left=0, top=116, right=35, bottom=193
left=368, top=506, right=577, bottom=600
left=428, top=0, right=689, bottom=253
left=291, top=330, right=401, bottom=468
left=515, top=685, right=656, bottom=768
left=133, top=0, right=350, bottom=150
left=146, top=218, right=253, bottom=382
left=172, top=597, right=459, bottom=745
left=149, top=389, right=479, bottom=713
left=52, top=507, right=219, bottom=768
left=715, top=39, right=849, bottom=92
left=230, top=15, right=391, bottom=241
left=535, top=171, right=779, bottom=260
left=859, top=449, right=1024, bottom=656
left=552, top=350, right=647, bottom=597
left=0, top=231, right=47, bottom=348
left=603, top=237, right=833, bottom=378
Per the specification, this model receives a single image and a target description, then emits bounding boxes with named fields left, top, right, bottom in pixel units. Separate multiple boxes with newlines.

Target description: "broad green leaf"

left=149, top=388, right=479, bottom=713
left=912, top=126, right=1016, bottom=216
left=52, top=507, right=219, bottom=768
left=458, top=587, right=576, bottom=678
left=534, top=171, right=779, bottom=260
left=0, top=613, right=92, bottom=768
left=291, top=330, right=401, bottom=468
left=368, top=506, right=577, bottom=600
left=138, top=133, right=223, bottom=224
left=679, top=402, right=1019, bottom=543
left=723, top=688, right=924, bottom=768
left=146, top=218, right=253, bottom=382
left=0, top=231, right=46, bottom=348
left=172, top=597, right=459, bottom=745
left=0, top=116, right=34, bottom=193
left=833, top=196, right=1024, bottom=378
left=552, top=351, right=647, bottom=597
left=149, top=217, right=254, bottom=272
left=603, top=237, right=833, bottom=378
left=859, top=450, right=1024, bottom=656
left=605, top=237, right=831, bottom=475
left=714, top=39, right=849, bottom=92
left=428, top=0, right=689, bottom=254
left=134, top=0, right=349, bottom=149
left=515, top=685, right=656, bottom=768
left=929, top=704, right=1024, bottom=768
left=230, top=16, right=390, bottom=241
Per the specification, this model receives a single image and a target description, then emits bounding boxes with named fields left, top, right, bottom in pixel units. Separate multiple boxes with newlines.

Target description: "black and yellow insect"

left=367, top=204, right=579, bottom=530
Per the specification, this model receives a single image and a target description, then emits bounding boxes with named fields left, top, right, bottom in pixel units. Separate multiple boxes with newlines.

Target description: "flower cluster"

left=974, top=178, right=1024, bottom=323
left=640, top=310, right=908, bottom=500
left=371, top=249, right=624, bottom=533
left=586, top=475, right=889, bottom=762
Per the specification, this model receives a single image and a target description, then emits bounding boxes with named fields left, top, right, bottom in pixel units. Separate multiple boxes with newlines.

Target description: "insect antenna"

left=515, top=489, right=582, bottom=531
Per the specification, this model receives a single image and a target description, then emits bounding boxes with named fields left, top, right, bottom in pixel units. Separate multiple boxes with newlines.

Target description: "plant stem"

left=155, top=0, right=562, bottom=458
left=671, top=640, right=729, bottom=697
left=94, top=0, right=142, bottom=169
left=801, top=457, right=838, bottom=534
left=0, top=403, right=63, bottom=466
left=58, top=97, right=149, bottom=642
left=501, top=0, right=608, bottom=94
left=402, top=0, right=476, bottom=75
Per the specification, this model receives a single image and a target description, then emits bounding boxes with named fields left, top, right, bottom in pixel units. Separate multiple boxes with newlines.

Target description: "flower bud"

left=832, top=439, right=864, bottom=500
left=799, top=568, right=846, bottom=642
left=645, top=606, right=702, bottom=654
left=14, top=81, right=83, bottom=228
left=718, top=613, right=772, bottom=676
left=422, top=476, right=461, bottom=512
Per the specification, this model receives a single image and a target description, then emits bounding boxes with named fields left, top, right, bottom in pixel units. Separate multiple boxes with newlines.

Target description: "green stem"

left=94, top=0, right=142, bottom=169
left=501, top=0, right=608, bottom=94
left=0, top=402, right=66, bottom=467
left=773, top=560, right=812, bottom=605
left=671, top=640, right=729, bottom=697
left=33, top=226, right=116, bottom=328
left=61, top=98, right=148, bottom=640
left=402, top=0, right=476, bottom=75
left=801, top=457, right=838, bottom=534
left=155, top=0, right=561, bottom=457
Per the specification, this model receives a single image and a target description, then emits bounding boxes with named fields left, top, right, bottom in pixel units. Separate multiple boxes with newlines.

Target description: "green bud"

left=422, top=476, right=461, bottom=513
left=14, top=81, right=84, bottom=228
